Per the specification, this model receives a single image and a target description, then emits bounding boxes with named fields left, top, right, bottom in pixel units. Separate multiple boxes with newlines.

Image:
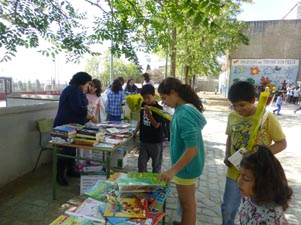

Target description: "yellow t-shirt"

left=226, top=111, right=285, bottom=180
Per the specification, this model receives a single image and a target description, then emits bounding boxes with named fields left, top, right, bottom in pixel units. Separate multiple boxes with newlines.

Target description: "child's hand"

left=91, top=117, right=98, bottom=124
left=159, top=168, right=176, bottom=183
left=224, top=156, right=232, bottom=167
left=144, top=105, right=152, bottom=118
left=133, top=132, right=137, bottom=140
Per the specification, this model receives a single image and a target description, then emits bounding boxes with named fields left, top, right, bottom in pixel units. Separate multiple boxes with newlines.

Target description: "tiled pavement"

left=0, top=97, right=300, bottom=225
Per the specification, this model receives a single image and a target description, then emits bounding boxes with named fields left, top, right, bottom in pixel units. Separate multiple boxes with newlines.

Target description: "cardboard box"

left=111, top=147, right=128, bottom=168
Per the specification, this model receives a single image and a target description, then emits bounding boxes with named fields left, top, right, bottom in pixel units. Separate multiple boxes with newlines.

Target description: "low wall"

left=0, top=102, right=58, bottom=187
left=6, top=94, right=59, bottom=107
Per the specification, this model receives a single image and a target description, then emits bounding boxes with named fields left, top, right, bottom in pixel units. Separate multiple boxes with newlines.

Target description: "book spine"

left=76, top=134, right=97, bottom=139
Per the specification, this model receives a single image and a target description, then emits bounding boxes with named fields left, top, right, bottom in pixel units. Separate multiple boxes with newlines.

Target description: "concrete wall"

left=230, top=20, right=301, bottom=81
left=0, top=102, right=58, bottom=187
left=6, top=94, right=59, bottom=107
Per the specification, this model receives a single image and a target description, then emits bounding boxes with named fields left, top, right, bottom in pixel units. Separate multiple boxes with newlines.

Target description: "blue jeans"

left=221, top=177, right=241, bottom=225
left=273, top=103, right=281, bottom=114
left=108, top=115, right=122, bottom=122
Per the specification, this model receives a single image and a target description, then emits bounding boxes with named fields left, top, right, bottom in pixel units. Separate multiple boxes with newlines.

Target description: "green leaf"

left=192, top=14, right=203, bottom=27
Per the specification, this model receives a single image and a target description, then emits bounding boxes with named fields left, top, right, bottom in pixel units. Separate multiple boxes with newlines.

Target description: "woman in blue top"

left=158, top=77, right=207, bottom=225
left=54, top=72, right=97, bottom=186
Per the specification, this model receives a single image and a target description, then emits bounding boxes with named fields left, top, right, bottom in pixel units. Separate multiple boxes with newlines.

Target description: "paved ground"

left=0, top=94, right=300, bottom=225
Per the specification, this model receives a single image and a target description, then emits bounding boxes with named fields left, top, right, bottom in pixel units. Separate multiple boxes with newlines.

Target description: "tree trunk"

left=169, top=27, right=177, bottom=77
left=192, top=75, right=196, bottom=89
left=184, top=65, right=189, bottom=84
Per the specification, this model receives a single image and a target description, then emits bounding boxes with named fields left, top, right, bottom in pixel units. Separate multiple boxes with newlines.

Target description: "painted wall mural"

left=230, top=59, right=299, bottom=89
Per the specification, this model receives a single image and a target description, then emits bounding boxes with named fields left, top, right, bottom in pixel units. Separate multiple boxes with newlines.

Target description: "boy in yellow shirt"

left=221, top=81, right=287, bottom=225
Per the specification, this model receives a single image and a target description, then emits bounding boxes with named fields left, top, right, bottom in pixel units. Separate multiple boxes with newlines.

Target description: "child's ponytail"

left=180, top=84, right=204, bottom=112
left=158, top=77, right=204, bottom=112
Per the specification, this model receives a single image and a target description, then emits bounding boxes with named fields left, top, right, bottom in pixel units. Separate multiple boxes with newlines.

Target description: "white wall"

left=6, top=94, right=59, bottom=106
left=0, top=102, right=58, bottom=187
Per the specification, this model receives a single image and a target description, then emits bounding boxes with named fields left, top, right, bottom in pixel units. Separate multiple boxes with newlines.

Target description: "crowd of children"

left=54, top=73, right=293, bottom=225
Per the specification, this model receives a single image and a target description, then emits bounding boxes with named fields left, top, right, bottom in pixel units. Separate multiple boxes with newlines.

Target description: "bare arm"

left=159, top=146, right=198, bottom=182
left=95, top=103, right=100, bottom=120
left=269, top=138, right=287, bottom=154
left=144, top=106, right=160, bottom=128
left=87, top=112, right=98, bottom=123
left=133, top=120, right=140, bottom=139
left=224, top=135, right=232, bottom=167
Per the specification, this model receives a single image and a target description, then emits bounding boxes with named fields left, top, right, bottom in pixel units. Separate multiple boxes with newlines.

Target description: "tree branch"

left=83, top=0, right=109, bottom=15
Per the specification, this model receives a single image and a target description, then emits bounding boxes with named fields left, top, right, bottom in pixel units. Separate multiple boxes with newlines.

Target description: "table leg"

left=106, top=152, right=111, bottom=178
left=52, top=145, right=57, bottom=200
left=163, top=200, right=166, bottom=225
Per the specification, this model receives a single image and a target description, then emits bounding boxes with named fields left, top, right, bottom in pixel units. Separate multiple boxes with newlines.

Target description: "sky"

left=0, top=0, right=300, bottom=84
left=237, top=0, right=300, bottom=21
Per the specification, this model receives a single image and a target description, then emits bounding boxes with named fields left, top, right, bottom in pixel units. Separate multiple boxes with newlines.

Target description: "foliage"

left=27, top=80, right=32, bottom=91
left=84, top=52, right=141, bottom=88
left=35, top=79, right=42, bottom=91
left=17, top=80, right=23, bottom=91
left=0, top=0, right=251, bottom=79
left=176, top=0, right=249, bottom=78
left=0, top=0, right=93, bottom=62
left=84, top=56, right=103, bottom=79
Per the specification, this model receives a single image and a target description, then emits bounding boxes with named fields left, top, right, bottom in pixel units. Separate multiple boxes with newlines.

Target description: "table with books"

left=50, top=122, right=135, bottom=200
left=50, top=172, right=169, bottom=225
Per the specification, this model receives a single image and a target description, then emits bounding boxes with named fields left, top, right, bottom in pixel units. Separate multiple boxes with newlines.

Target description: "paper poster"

left=230, top=59, right=299, bottom=88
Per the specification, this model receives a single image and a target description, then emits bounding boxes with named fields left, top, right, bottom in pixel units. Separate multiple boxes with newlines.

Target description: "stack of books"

left=93, top=136, right=127, bottom=150
left=50, top=172, right=168, bottom=224
left=84, top=172, right=168, bottom=225
left=74, top=128, right=105, bottom=147
left=51, top=124, right=79, bottom=143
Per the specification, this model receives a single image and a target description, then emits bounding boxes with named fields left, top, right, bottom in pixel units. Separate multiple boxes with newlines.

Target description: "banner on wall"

left=230, top=59, right=299, bottom=89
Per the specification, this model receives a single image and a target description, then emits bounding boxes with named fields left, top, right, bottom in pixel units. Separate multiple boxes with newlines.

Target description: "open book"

left=65, top=198, right=106, bottom=223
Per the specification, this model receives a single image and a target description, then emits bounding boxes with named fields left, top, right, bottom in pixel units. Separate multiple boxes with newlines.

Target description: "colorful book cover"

left=117, top=178, right=161, bottom=193
left=98, top=202, right=129, bottom=225
left=145, top=212, right=166, bottom=225
left=52, top=125, right=77, bottom=134
left=104, top=197, right=147, bottom=218
left=99, top=202, right=164, bottom=225
left=119, top=188, right=170, bottom=212
left=76, top=134, right=97, bottom=140
left=49, top=215, right=69, bottom=225
left=65, top=198, right=106, bottom=223
left=117, top=173, right=167, bottom=193
left=50, top=215, right=103, bottom=225
left=74, top=138, right=96, bottom=147
left=147, top=188, right=170, bottom=212
left=84, top=180, right=119, bottom=201
left=65, top=123, right=85, bottom=131
left=106, top=172, right=127, bottom=182
left=127, top=172, right=167, bottom=187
